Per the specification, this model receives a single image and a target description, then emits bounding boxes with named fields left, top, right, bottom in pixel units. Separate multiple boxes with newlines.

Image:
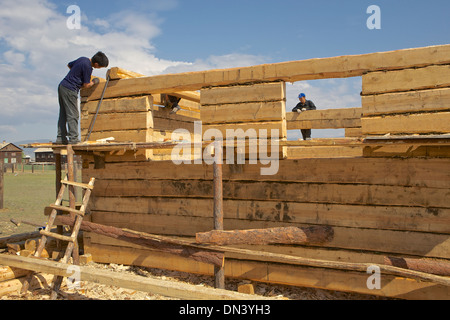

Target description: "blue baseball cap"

left=298, top=93, right=306, bottom=98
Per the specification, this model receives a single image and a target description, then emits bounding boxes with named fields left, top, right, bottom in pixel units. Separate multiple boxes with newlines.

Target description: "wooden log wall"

left=77, top=45, right=450, bottom=299
left=361, top=65, right=450, bottom=136
left=81, top=156, right=450, bottom=299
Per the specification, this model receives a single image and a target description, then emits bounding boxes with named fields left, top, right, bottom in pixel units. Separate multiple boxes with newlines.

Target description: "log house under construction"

left=17, top=44, right=450, bottom=299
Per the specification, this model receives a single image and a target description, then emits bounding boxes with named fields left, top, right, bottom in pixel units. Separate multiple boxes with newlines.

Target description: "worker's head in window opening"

left=298, top=93, right=306, bottom=104
left=91, top=51, right=109, bottom=69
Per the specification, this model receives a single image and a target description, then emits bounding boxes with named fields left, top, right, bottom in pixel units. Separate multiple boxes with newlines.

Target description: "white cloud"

left=0, top=0, right=362, bottom=143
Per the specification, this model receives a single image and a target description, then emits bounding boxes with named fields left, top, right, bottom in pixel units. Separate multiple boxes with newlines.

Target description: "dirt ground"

left=1, top=260, right=390, bottom=301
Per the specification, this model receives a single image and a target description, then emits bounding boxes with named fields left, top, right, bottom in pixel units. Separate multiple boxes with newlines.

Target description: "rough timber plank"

left=90, top=179, right=450, bottom=208
left=81, top=96, right=152, bottom=114
left=361, top=112, right=450, bottom=135
left=362, top=65, right=450, bottom=95
left=362, top=88, right=450, bottom=116
left=88, top=212, right=450, bottom=259
left=81, top=158, right=450, bottom=188
left=83, top=241, right=450, bottom=300
left=88, top=197, right=450, bottom=234
left=80, top=129, right=151, bottom=143
left=81, top=112, right=153, bottom=132
left=287, top=145, right=363, bottom=158
left=201, top=101, right=285, bottom=124
left=363, top=145, right=450, bottom=158
left=286, top=108, right=362, bottom=130
left=81, top=45, right=450, bottom=100
left=202, top=121, right=287, bottom=139
left=0, top=254, right=269, bottom=300
left=200, top=82, right=286, bottom=105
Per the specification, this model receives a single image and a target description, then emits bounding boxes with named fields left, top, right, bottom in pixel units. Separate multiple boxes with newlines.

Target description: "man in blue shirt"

left=292, top=93, right=317, bottom=140
left=57, top=51, right=109, bottom=144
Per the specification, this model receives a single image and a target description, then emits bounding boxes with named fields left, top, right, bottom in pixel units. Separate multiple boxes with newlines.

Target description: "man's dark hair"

left=92, top=51, right=109, bottom=67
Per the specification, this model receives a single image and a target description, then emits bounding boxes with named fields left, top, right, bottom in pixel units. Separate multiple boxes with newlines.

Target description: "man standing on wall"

left=57, top=51, right=109, bottom=145
left=292, top=93, right=317, bottom=140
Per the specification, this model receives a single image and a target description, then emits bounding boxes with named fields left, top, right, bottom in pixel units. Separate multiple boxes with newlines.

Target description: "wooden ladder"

left=21, top=175, right=95, bottom=299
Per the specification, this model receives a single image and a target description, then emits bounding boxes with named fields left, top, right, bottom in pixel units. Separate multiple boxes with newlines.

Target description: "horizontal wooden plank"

left=81, top=112, right=152, bottom=132
left=362, top=65, right=450, bottom=95
left=0, top=254, right=264, bottom=300
left=202, top=121, right=287, bottom=139
left=89, top=197, right=450, bottom=234
left=81, top=45, right=450, bottom=100
left=80, top=129, right=151, bottom=143
left=89, top=212, right=450, bottom=259
left=361, top=112, right=450, bottom=135
left=363, top=145, right=450, bottom=158
left=287, top=145, right=362, bottom=158
left=201, top=101, right=286, bottom=124
left=90, top=179, right=450, bottom=208
left=84, top=241, right=450, bottom=299
left=362, top=88, right=450, bottom=116
left=286, top=108, right=362, bottom=130
left=200, top=82, right=286, bottom=105
left=81, top=158, right=450, bottom=188
left=81, top=96, right=152, bottom=114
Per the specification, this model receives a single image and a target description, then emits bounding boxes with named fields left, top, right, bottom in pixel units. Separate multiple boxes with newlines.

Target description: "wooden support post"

left=66, top=145, right=79, bottom=265
left=54, top=151, right=63, bottom=251
left=0, top=162, right=3, bottom=209
left=213, top=140, right=225, bottom=289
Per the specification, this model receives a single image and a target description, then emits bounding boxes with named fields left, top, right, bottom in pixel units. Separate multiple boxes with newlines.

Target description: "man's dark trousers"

left=57, top=84, right=79, bottom=143
left=301, top=129, right=312, bottom=140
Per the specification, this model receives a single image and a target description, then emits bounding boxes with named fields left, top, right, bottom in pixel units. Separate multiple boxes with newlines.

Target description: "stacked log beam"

left=361, top=65, right=450, bottom=158
left=200, top=81, right=287, bottom=160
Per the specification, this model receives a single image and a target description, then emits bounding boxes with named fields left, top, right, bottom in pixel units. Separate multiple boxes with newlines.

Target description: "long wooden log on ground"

left=0, top=266, right=31, bottom=282
left=384, top=256, right=450, bottom=276
left=55, top=216, right=224, bottom=268
left=0, top=254, right=274, bottom=300
left=0, top=229, right=58, bottom=249
left=196, top=226, right=334, bottom=245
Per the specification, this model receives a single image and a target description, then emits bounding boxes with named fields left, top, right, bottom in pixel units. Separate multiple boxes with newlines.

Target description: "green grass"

left=0, top=170, right=81, bottom=237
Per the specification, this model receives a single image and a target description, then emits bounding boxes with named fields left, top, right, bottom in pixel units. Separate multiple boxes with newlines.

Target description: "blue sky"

left=0, top=0, right=449, bottom=143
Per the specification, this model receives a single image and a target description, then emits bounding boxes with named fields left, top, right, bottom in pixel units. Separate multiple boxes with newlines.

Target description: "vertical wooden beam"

left=213, top=140, right=225, bottom=289
left=0, top=161, right=3, bottom=209
left=54, top=151, right=63, bottom=251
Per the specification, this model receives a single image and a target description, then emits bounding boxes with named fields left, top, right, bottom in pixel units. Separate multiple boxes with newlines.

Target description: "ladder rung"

left=45, top=204, right=85, bottom=216
left=40, top=230, right=76, bottom=243
left=61, top=180, right=94, bottom=190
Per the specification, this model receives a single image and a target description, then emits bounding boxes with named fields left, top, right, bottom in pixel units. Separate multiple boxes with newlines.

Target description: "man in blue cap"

left=292, top=93, right=317, bottom=140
